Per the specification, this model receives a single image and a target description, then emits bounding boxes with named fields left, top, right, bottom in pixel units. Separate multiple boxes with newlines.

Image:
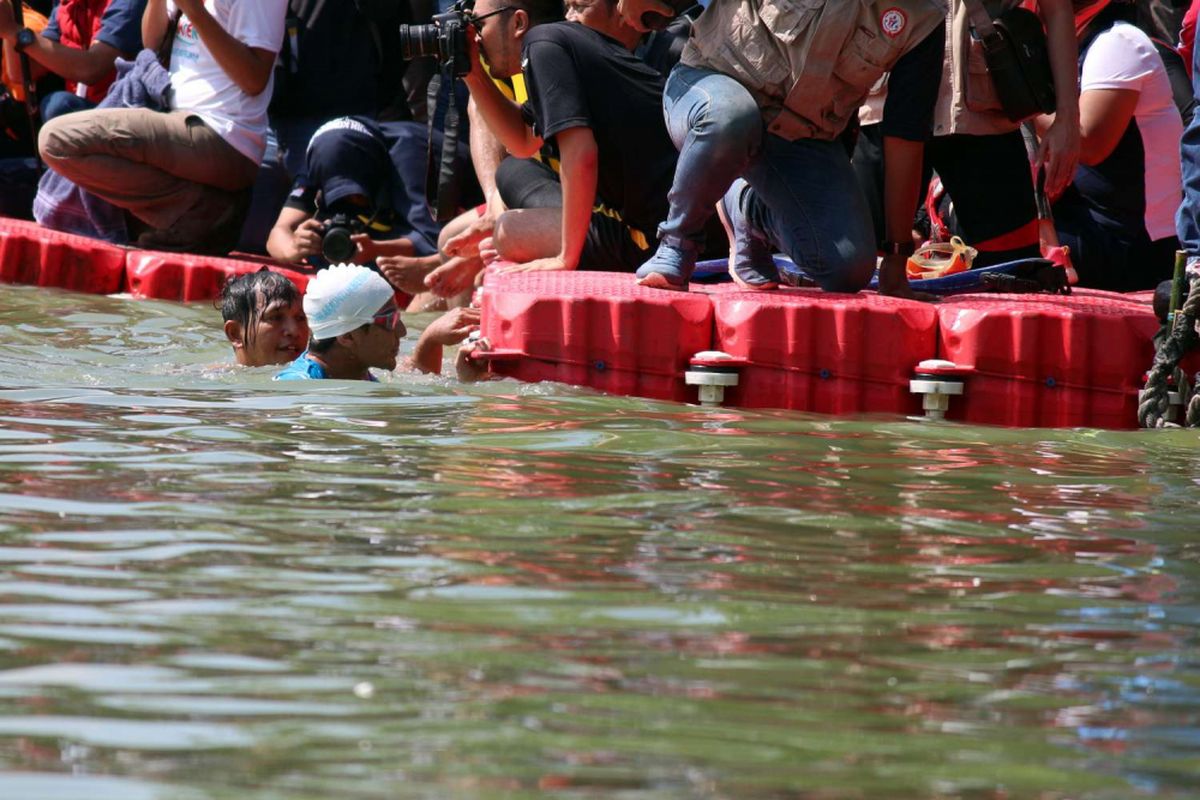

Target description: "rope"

left=1139, top=271, right=1200, bottom=428
left=1187, top=374, right=1200, bottom=428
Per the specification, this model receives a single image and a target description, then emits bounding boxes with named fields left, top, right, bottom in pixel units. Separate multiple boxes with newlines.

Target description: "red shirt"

left=1182, top=0, right=1199, bottom=77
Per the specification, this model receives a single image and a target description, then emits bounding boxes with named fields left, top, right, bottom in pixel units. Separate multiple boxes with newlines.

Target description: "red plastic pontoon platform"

left=704, top=285, right=940, bottom=415
left=0, top=218, right=126, bottom=295
left=934, top=292, right=1162, bottom=428
left=126, top=250, right=313, bottom=302
left=478, top=270, right=713, bottom=402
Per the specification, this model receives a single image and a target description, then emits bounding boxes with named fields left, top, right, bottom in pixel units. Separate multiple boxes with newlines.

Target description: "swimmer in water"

left=219, top=269, right=309, bottom=367
left=275, top=263, right=405, bottom=381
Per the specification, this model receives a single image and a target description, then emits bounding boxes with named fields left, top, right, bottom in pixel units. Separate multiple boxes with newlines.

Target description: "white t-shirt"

left=1080, top=21, right=1183, bottom=242
left=167, top=0, right=287, bottom=164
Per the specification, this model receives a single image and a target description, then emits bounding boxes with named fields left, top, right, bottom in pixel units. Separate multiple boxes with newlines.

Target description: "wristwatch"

left=14, top=27, right=36, bottom=52
left=881, top=239, right=916, bottom=258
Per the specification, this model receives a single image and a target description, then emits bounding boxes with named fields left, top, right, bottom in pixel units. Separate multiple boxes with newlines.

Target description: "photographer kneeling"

left=266, top=115, right=465, bottom=272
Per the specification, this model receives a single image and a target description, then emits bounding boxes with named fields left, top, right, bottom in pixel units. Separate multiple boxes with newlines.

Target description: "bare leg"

left=493, top=208, right=564, bottom=262
left=439, top=206, right=494, bottom=260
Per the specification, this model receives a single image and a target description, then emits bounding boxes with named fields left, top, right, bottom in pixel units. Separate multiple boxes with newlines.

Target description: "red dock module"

left=0, top=217, right=126, bottom=294
left=706, top=287, right=940, bottom=415
left=936, top=292, right=1161, bottom=428
left=126, top=250, right=312, bottom=302
left=478, top=271, right=714, bottom=402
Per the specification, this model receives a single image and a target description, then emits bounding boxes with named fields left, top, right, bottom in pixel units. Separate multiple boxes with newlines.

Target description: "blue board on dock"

left=693, top=256, right=1061, bottom=295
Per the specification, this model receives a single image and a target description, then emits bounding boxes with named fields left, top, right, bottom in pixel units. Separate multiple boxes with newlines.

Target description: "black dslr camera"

left=399, top=0, right=473, bottom=77
left=321, top=213, right=365, bottom=264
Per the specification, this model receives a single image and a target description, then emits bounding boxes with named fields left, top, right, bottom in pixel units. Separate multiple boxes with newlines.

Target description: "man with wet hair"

left=219, top=268, right=308, bottom=367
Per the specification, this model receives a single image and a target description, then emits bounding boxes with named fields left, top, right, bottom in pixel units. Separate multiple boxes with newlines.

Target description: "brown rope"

left=1139, top=272, right=1200, bottom=428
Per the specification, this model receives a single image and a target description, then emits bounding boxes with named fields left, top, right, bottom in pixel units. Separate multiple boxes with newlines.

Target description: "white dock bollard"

left=686, top=351, right=743, bottom=407
left=909, top=359, right=967, bottom=420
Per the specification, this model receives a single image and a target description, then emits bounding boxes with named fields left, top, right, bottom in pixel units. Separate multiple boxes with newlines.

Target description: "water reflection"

left=0, top=284, right=1196, bottom=798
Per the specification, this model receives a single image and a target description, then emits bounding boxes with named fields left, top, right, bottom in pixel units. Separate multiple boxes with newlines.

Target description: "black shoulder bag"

left=424, top=66, right=463, bottom=224
left=964, top=0, right=1057, bottom=123
left=156, top=10, right=184, bottom=68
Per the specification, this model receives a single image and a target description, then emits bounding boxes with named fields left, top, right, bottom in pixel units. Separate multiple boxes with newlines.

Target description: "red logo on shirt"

left=881, top=7, right=907, bottom=37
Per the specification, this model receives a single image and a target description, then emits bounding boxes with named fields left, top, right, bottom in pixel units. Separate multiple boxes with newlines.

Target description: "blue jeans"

left=1177, top=44, right=1200, bottom=260
left=658, top=65, right=876, bottom=291
left=40, top=91, right=93, bottom=122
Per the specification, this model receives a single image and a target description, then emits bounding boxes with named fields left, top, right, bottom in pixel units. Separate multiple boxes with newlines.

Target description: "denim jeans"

left=658, top=65, right=876, bottom=291
left=39, top=91, right=93, bottom=123
left=1176, top=43, right=1200, bottom=262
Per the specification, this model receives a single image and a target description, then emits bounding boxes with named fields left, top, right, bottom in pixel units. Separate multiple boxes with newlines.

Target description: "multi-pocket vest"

left=682, top=0, right=948, bottom=141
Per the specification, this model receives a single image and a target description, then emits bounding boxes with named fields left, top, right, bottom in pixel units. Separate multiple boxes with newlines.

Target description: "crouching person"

left=38, top=0, right=286, bottom=253
left=622, top=0, right=948, bottom=295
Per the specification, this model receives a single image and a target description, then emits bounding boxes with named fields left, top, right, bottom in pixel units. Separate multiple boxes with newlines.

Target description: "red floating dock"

left=704, top=285, right=939, bottom=415
left=934, top=292, right=1161, bottom=428
left=478, top=271, right=713, bottom=402
left=0, top=218, right=126, bottom=295
left=126, top=250, right=311, bottom=303
left=0, top=213, right=1182, bottom=430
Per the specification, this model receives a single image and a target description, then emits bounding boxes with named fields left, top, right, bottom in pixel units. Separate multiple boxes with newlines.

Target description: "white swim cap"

left=304, top=264, right=396, bottom=340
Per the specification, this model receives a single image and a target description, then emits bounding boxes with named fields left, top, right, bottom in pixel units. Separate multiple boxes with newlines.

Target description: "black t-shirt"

left=270, top=1, right=382, bottom=119
left=520, top=22, right=677, bottom=238
left=880, top=26, right=945, bottom=142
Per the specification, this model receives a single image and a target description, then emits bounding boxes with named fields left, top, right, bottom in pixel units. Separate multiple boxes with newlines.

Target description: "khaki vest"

left=682, top=0, right=948, bottom=141
left=932, top=0, right=1025, bottom=137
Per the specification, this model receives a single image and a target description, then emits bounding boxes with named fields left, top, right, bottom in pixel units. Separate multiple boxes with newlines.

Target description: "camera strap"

left=424, top=67, right=462, bottom=223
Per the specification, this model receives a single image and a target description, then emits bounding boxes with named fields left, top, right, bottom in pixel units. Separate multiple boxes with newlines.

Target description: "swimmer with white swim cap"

left=276, top=264, right=405, bottom=381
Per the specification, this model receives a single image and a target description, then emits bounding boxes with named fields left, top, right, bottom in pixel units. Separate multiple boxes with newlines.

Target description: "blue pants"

left=40, top=91, right=93, bottom=122
left=657, top=65, right=876, bottom=292
left=1176, top=43, right=1200, bottom=261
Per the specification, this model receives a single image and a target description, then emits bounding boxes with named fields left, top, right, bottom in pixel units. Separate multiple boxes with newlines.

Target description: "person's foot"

left=378, top=255, right=438, bottom=295
left=717, top=179, right=778, bottom=290
left=635, top=241, right=696, bottom=291
left=426, top=256, right=484, bottom=298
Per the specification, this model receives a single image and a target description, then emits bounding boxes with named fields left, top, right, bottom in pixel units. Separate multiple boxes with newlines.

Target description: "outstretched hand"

left=422, top=307, right=481, bottom=347
left=425, top=256, right=484, bottom=299
left=443, top=213, right=494, bottom=260
left=455, top=336, right=492, bottom=382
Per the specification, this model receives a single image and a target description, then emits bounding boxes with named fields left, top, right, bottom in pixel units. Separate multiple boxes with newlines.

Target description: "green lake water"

left=0, top=283, right=1197, bottom=799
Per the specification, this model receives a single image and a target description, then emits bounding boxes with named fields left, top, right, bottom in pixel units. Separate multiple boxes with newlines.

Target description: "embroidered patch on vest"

left=881, top=7, right=907, bottom=37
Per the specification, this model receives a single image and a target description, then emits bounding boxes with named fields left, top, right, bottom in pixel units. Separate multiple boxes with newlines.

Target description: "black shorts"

left=495, top=157, right=651, bottom=272
left=926, top=131, right=1039, bottom=267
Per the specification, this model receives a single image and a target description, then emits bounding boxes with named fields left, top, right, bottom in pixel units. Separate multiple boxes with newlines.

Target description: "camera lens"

left=399, top=23, right=443, bottom=61
left=322, top=226, right=357, bottom=264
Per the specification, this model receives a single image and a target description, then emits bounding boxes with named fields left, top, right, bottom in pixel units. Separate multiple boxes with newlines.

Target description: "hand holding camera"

left=290, top=218, right=325, bottom=261
left=319, top=213, right=366, bottom=263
